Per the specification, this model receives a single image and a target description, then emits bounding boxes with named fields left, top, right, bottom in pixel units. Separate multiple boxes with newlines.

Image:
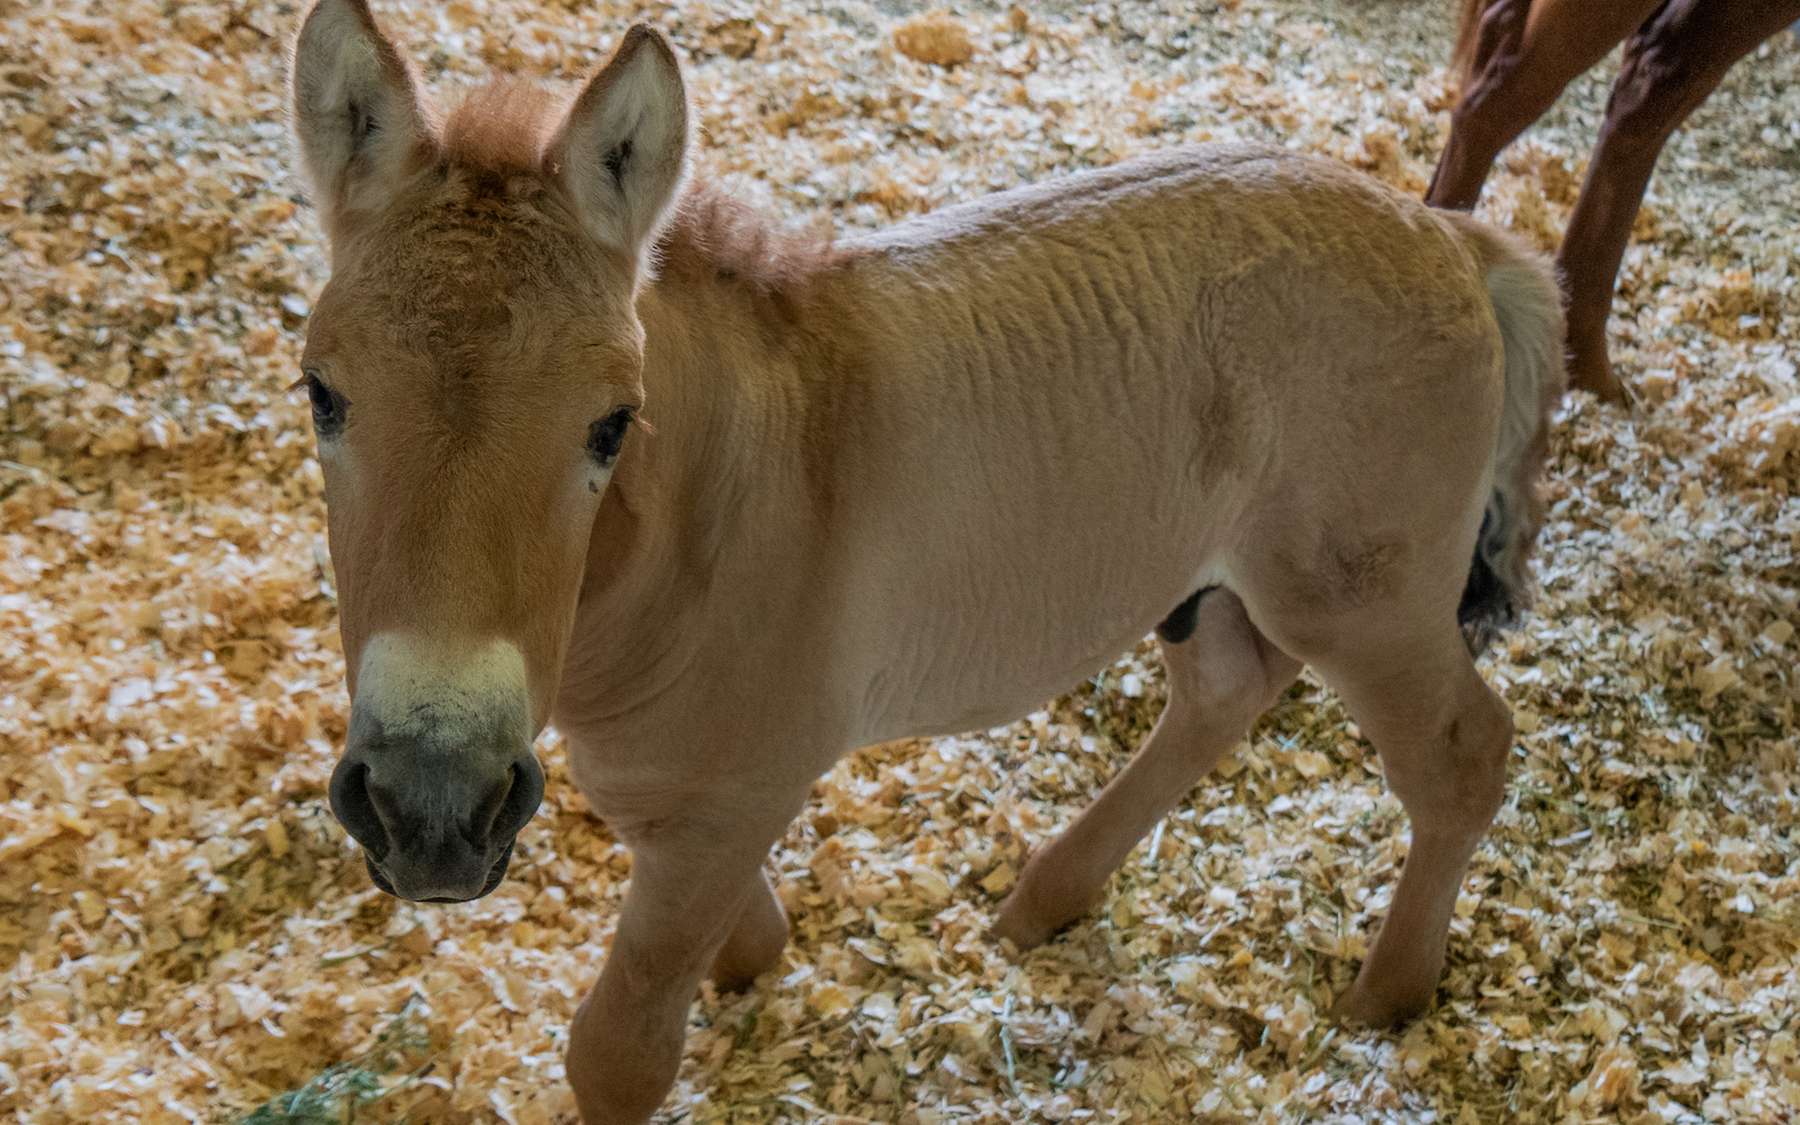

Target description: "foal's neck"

left=558, top=197, right=862, bottom=728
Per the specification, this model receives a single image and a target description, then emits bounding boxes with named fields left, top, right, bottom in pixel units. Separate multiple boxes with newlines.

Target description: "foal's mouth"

left=362, top=839, right=516, bottom=904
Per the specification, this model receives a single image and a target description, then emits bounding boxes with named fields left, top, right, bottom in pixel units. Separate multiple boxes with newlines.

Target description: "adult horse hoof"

left=1567, top=342, right=1635, bottom=406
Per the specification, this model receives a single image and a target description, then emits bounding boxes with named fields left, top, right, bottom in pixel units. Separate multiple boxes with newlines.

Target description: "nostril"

left=493, top=756, right=545, bottom=841
left=327, top=759, right=391, bottom=861
left=468, top=769, right=512, bottom=845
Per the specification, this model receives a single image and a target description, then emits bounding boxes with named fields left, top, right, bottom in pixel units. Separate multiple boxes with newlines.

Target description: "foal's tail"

left=1446, top=214, right=1566, bottom=653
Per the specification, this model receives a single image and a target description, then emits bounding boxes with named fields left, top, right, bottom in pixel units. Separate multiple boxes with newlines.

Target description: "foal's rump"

left=1163, top=148, right=1564, bottom=652
left=1173, top=152, right=1555, bottom=601
left=1213, top=167, right=1563, bottom=658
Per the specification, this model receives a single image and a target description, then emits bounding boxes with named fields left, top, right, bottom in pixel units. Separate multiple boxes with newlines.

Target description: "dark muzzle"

left=328, top=737, right=545, bottom=903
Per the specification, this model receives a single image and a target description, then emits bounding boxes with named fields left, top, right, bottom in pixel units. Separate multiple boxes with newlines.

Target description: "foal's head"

left=289, top=0, right=691, bottom=901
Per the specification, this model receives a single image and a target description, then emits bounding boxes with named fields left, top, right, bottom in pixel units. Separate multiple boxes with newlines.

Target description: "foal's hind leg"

left=1269, top=616, right=1514, bottom=1026
left=993, top=589, right=1301, bottom=949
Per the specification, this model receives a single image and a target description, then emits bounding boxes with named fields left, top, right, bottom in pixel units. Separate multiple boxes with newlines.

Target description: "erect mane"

left=440, top=79, right=846, bottom=295
left=440, top=78, right=563, bottom=173
left=654, top=183, right=848, bottom=297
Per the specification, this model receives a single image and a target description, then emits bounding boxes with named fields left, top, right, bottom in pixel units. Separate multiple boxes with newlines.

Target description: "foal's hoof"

left=707, top=959, right=770, bottom=994
left=707, top=925, right=788, bottom=993
left=1328, top=983, right=1433, bottom=1029
left=707, top=935, right=785, bottom=993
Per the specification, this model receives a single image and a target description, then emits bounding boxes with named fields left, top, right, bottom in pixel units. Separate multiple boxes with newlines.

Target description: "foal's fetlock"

left=569, top=1075, right=666, bottom=1125
left=1329, top=929, right=1451, bottom=1030
left=567, top=1011, right=696, bottom=1124
left=991, top=894, right=1060, bottom=951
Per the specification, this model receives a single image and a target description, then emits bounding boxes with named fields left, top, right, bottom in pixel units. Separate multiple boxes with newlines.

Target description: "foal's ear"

left=290, top=0, right=432, bottom=235
left=546, top=26, right=691, bottom=260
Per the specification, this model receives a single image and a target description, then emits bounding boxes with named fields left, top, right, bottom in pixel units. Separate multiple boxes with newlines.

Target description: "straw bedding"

left=1, top=2, right=1796, bottom=1122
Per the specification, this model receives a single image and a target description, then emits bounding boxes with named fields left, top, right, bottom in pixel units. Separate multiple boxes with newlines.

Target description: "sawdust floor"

left=2, top=1, right=1797, bottom=1122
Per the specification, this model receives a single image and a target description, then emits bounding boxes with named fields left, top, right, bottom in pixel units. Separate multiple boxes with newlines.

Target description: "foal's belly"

left=836, top=363, right=1270, bottom=745
left=845, top=451, right=1240, bottom=746
left=874, top=617, right=1172, bottom=743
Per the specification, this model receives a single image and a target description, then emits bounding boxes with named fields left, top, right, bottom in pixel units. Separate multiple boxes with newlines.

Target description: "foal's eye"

left=303, top=370, right=345, bottom=437
left=586, top=407, right=635, bottom=467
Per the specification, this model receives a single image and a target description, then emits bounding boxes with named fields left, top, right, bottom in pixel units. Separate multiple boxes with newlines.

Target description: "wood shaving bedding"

left=1, top=2, right=1796, bottom=1122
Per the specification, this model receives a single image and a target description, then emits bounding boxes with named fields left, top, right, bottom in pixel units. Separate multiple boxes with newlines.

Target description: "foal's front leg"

left=708, top=866, right=789, bottom=990
left=568, top=796, right=801, bottom=1125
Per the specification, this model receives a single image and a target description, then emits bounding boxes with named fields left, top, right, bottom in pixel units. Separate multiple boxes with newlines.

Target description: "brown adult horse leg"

left=1426, top=0, right=1664, bottom=211
left=993, top=589, right=1301, bottom=949
left=1559, top=0, right=1800, bottom=400
left=568, top=793, right=804, bottom=1124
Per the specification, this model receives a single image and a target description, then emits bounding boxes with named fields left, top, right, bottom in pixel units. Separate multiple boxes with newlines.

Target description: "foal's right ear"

left=290, top=0, right=432, bottom=237
left=545, top=26, right=691, bottom=262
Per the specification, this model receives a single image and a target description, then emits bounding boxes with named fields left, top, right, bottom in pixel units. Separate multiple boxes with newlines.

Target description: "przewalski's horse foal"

left=1427, top=0, right=1800, bottom=401
left=290, top=3, right=1564, bottom=1120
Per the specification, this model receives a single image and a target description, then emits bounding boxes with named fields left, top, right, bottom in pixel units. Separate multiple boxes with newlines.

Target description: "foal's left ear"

left=546, top=26, right=691, bottom=262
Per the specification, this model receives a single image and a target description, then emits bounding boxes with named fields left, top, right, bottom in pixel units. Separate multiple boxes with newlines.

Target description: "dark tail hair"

left=1444, top=213, right=1566, bottom=653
